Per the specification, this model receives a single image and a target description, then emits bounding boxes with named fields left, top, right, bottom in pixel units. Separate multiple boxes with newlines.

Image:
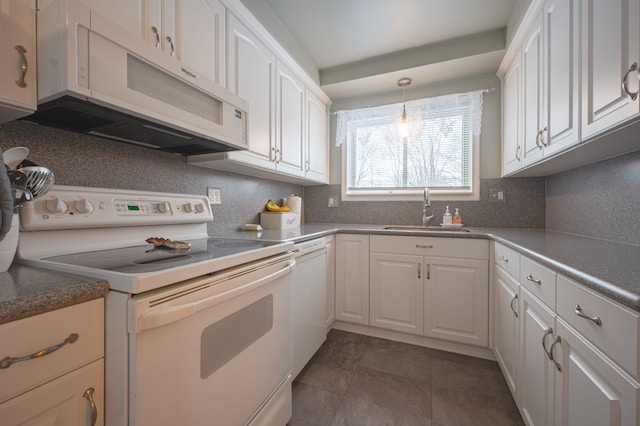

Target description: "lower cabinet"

left=335, top=234, right=369, bottom=325
left=325, top=235, right=335, bottom=330
left=493, top=265, right=520, bottom=397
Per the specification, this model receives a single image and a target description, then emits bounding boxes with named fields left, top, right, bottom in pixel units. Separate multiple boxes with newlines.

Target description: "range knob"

left=45, top=197, right=68, bottom=214
left=183, top=202, right=194, bottom=213
left=194, top=203, right=205, bottom=213
left=74, top=198, right=94, bottom=214
left=156, top=201, right=171, bottom=214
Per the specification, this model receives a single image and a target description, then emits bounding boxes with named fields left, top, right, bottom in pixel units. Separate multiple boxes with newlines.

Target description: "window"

left=336, top=90, right=484, bottom=201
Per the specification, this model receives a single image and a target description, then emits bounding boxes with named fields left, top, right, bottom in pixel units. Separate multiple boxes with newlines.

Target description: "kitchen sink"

left=383, top=225, right=471, bottom=232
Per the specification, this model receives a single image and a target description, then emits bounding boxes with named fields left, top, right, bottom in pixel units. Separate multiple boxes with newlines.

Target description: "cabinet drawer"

left=371, top=235, right=488, bottom=260
left=494, top=242, right=520, bottom=279
left=557, top=275, right=640, bottom=377
left=0, top=299, right=104, bottom=403
left=520, top=256, right=556, bottom=309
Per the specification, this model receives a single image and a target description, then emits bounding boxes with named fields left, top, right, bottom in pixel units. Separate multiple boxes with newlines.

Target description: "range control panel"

left=19, top=185, right=213, bottom=231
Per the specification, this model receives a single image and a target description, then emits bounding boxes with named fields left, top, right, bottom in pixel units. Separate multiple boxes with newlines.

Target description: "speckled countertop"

left=3, top=224, right=640, bottom=325
left=219, top=224, right=640, bottom=313
left=0, top=264, right=108, bottom=325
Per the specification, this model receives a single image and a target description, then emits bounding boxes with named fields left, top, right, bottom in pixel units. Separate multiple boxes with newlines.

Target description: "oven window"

left=200, top=295, right=274, bottom=378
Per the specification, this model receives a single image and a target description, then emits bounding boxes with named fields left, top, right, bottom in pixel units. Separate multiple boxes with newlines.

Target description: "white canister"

left=285, top=194, right=302, bottom=213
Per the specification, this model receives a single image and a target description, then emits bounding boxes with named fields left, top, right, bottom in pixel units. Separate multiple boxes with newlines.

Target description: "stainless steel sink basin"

left=383, top=225, right=471, bottom=232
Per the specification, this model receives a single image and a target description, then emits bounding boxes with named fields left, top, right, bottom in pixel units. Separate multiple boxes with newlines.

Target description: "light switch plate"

left=207, top=187, right=222, bottom=205
left=489, top=188, right=505, bottom=203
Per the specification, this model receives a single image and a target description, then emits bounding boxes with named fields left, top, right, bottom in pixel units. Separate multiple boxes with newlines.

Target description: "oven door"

left=128, top=254, right=294, bottom=426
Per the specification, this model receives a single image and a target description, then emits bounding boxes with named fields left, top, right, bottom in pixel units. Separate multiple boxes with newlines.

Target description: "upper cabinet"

left=498, top=0, right=639, bottom=177
left=81, top=0, right=226, bottom=86
left=188, top=3, right=331, bottom=185
left=0, top=0, right=36, bottom=124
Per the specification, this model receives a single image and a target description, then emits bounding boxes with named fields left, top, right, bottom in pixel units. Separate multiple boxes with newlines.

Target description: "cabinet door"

left=493, top=267, right=520, bottom=399
left=521, top=13, right=545, bottom=167
left=370, top=253, right=423, bottom=335
left=275, top=60, right=305, bottom=177
left=227, top=13, right=276, bottom=167
left=0, top=0, right=36, bottom=122
left=305, top=89, right=328, bottom=183
left=173, top=0, right=226, bottom=86
left=423, top=257, right=489, bottom=346
left=554, top=319, right=640, bottom=426
left=542, top=0, right=580, bottom=156
left=0, top=359, right=104, bottom=426
left=581, top=0, right=640, bottom=139
left=502, top=55, right=522, bottom=175
left=325, top=235, right=335, bottom=329
left=335, top=234, right=369, bottom=325
left=519, top=289, right=556, bottom=426
left=81, top=0, right=144, bottom=38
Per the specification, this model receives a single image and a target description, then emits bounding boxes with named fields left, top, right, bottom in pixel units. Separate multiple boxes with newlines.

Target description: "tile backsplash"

left=303, top=178, right=546, bottom=229
left=0, top=121, right=302, bottom=234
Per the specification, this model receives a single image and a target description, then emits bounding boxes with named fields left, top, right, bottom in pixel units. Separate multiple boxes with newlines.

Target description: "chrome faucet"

left=422, top=187, right=434, bottom=227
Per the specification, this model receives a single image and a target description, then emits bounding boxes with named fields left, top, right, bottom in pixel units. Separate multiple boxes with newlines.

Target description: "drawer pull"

left=510, top=294, right=519, bottom=318
left=541, top=328, right=553, bottom=359
left=549, top=336, right=562, bottom=372
left=151, top=26, right=160, bottom=48
left=416, top=244, right=433, bottom=249
left=622, top=62, right=639, bottom=101
left=499, top=256, right=509, bottom=263
left=574, top=304, right=602, bottom=326
left=83, top=387, right=98, bottom=426
left=0, top=333, right=79, bottom=369
left=526, top=274, right=542, bottom=286
left=418, top=262, right=421, bottom=279
left=15, top=45, right=28, bottom=88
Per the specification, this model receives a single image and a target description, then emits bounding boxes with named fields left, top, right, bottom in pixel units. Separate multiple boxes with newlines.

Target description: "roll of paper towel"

left=285, top=194, right=302, bottom=213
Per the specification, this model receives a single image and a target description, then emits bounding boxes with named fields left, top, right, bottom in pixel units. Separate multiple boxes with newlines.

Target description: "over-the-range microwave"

left=24, top=0, right=248, bottom=156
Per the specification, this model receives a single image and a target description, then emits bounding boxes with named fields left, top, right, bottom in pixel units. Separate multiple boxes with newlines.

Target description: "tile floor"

left=289, top=330, right=524, bottom=426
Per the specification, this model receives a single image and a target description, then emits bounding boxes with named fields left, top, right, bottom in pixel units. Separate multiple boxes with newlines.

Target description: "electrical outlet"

left=328, top=196, right=339, bottom=207
left=207, top=187, right=222, bottom=205
left=489, top=188, right=506, bottom=203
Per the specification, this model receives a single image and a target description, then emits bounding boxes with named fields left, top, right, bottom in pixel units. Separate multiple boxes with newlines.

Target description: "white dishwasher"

left=292, top=237, right=328, bottom=378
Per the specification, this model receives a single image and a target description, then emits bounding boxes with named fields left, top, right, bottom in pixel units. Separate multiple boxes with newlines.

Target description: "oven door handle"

left=137, top=259, right=294, bottom=331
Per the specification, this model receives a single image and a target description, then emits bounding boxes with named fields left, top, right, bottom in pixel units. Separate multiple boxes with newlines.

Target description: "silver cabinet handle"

left=539, top=126, right=548, bottom=147
left=499, top=256, right=509, bottom=263
left=426, top=264, right=430, bottom=280
left=574, top=304, right=602, bottom=326
left=305, top=160, right=310, bottom=172
left=622, top=62, right=639, bottom=100
left=417, top=262, right=421, bottom=279
left=510, top=294, right=519, bottom=318
left=549, top=336, right=562, bottom=372
left=15, top=45, right=28, bottom=88
left=526, top=274, right=542, bottom=286
left=166, top=36, right=175, bottom=56
left=83, top=387, right=98, bottom=426
left=415, top=244, right=433, bottom=249
left=515, top=145, right=521, bottom=161
left=541, top=328, right=553, bottom=359
left=151, top=26, right=160, bottom=48
left=535, top=129, right=543, bottom=149
left=0, top=333, right=79, bottom=369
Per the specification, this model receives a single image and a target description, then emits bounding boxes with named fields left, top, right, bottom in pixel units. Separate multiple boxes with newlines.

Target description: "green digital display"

left=128, top=205, right=140, bottom=211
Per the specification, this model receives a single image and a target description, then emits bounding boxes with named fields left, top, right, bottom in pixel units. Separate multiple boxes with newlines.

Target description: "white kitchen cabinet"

left=502, top=54, right=523, bottom=175
left=0, top=299, right=104, bottom=425
left=519, top=288, right=557, bottom=426
left=304, top=88, right=329, bottom=182
left=554, top=318, right=640, bottom=426
left=83, top=0, right=226, bottom=86
left=275, top=60, right=305, bottom=177
left=581, top=0, right=640, bottom=139
left=370, top=252, right=424, bottom=335
left=0, top=0, right=36, bottom=123
left=325, top=235, right=335, bottom=330
left=493, top=265, right=520, bottom=399
left=335, top=234, right=369, bottom=326
left=521, top=0, right=579, bottom=168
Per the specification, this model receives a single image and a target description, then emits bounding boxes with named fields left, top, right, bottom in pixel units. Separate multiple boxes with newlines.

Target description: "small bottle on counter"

left=453, top=208, right=462, bottom=224
left=443, top=206, right=452, bottom=225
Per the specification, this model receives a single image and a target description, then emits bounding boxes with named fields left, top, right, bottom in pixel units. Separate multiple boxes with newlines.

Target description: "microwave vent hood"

left=22, top=96, right=243, bottom=156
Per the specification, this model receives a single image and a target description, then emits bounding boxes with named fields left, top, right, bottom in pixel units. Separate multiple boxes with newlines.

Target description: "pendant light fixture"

left=397, top=77, right=412, bottom=138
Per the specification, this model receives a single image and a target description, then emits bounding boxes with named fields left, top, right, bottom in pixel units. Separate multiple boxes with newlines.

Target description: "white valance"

left=335, top=89, right=485, bottom=147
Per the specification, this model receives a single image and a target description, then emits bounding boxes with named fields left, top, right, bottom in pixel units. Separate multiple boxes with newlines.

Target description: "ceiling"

left=261, top=0, right=518, bottom=99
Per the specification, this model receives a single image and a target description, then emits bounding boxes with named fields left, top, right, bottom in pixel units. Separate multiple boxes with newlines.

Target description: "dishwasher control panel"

left=19, top=185, right=213, bottom=231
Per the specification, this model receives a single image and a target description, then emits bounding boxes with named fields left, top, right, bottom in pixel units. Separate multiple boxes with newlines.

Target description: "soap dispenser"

left=453, top=208, right=462, bottom=224
left=443, top=206, right=452, bottom=225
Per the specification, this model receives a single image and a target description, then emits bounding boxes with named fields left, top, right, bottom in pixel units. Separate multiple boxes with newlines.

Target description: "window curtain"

left=335, top=89, right=485, bottom=147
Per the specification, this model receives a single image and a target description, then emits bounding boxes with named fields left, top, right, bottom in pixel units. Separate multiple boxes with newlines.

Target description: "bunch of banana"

left=265, top=199, right=290, bottom=212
